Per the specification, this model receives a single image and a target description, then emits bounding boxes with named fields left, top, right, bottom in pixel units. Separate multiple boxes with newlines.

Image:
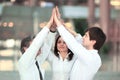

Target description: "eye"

left=85, top=34, right=87, bottom=37
left=63, top=41, right=66, bottom=44
left=57, top=40, right=61, bottom=43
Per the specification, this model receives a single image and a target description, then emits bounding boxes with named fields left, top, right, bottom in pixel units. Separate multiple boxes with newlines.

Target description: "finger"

left=54, top=9, right=58, bottom=20
left=50, top=8, right=54, bottom=20
left=52, top=7, right=55, bottom=17
left=54, top=7, right=60, bottom=21
left=46, top=8, right=55, bottom=28
left=55, top=6, right=61, bottom=19
left=49, top=8, right=55, bottom=24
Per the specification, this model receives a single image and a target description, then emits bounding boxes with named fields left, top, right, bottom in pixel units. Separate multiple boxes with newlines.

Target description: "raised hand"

left=50, top=8, right=57, bottom=32
left=54, top=6, right=77, bottom=37
left=46, top=8, right=55, bottom=29
left=53, top=6, right=62, bottom=27
left=55, top=6, right=61, bottom=20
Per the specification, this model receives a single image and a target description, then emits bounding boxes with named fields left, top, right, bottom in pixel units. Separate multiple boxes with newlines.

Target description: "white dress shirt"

left=18, top=27, right=56, bottom=80
left=47, top=51, right=76, bottom=80
left=57, top=25, right=102, bottom=80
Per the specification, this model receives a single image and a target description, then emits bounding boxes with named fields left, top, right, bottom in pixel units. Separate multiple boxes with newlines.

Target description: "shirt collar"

left=58, top=52, right=71, bottom=61
left=88, top=49, right=98, bottom=53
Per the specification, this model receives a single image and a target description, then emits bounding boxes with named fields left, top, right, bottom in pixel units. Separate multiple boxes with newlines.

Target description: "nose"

left=59, top=42, right=65, bottom=46
left=60, top=43, right=64, bottom=46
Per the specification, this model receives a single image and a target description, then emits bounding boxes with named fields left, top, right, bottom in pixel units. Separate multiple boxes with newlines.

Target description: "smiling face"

left=57, top=37, right=68, bottom=53
left=54, top=35, right=74, bottom=61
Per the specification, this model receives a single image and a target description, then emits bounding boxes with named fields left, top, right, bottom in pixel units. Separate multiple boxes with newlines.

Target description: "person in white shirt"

left=46, top=35, right=76, bottom=80
left=53, top=7, right=106, bottom=80
left=31, top=8, right=77, bottom=80
left=18, top=8, right=56, bottom=80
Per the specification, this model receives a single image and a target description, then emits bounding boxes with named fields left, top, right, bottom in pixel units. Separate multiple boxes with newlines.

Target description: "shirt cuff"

left=57, top=25, right=64, bottom=30
left=44, top=26, right=50, bottom=31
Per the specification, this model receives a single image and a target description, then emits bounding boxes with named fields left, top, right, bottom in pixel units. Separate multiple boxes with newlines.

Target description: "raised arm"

left=64, top=24, right=83, bottom=43
left=37, top=31, right=56, bottom=65
left=18, top=8, right=55, bottom=69
left=18, top=27, right=50, bottom=69
left=54, top=7, right=95, bottom=65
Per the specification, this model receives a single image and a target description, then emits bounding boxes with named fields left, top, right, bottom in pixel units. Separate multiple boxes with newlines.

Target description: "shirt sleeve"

left=37, top=32, right=56, bottom=65
left=18, top=26, right=49, bottom=69
left=57, top=25, right=96, bottom=65
left=75, top=34, right=83, bottom=44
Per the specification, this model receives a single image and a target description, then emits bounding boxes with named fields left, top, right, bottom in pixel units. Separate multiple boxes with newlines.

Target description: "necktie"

left=35, top=61, right=43, bottom=80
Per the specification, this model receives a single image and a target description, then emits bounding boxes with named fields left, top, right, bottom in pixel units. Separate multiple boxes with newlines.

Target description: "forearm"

left=75, top=34, right=83, bottom=44
left=18, top=27, right=50, bottom=68
left=57, top=25, right=92, bottom=64
left=37, top=32, right=56, bottom=64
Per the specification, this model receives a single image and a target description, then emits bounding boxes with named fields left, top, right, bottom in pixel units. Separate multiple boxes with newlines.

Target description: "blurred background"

left=0, top=0, right=120, bottom=80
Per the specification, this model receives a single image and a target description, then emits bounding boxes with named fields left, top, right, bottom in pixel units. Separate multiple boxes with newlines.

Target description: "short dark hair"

left=85, top=27, right=106, bottom=50
left=20, top=35, right=35, bottom=54
left=54, top=35, right=74, bottom=61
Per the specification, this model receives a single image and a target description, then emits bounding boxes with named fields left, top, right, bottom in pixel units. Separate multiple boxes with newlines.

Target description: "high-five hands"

left=53, top=6, right=78, bottom=37
left=46, top=8, right=55, bottom=29
left=45, top=6, right=62, bottom=32
left=53, top=6, right=62, bottom=27
left=45, top=6, right=72, bottom=33
left=45, top=6, right=77, bottom=36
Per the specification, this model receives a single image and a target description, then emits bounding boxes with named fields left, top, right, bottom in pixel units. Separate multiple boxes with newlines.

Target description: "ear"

left=91, top=40, right=96, bottom=46
left=23, top=47, right=27, bottom=52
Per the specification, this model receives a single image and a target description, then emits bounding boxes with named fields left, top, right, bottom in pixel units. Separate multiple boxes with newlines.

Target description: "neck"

left=87, top=46, right=94, bottom=50
left=59, top=51, right=68, bottom=60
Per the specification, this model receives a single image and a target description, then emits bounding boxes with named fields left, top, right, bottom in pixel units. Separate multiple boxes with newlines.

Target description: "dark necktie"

left=35, top=61, right=43, bottom=80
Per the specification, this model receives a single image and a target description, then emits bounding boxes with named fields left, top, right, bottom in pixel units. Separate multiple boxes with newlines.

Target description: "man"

left=18, top=8, right=56, bottom=80
left=54, top=7, right=106, bottom=80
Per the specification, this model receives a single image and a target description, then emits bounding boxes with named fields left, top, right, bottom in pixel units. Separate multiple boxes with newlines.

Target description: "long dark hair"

left=54, top=35, right=74, bottom=61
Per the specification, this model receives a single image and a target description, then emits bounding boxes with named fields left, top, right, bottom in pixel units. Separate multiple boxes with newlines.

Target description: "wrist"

left=56, top=21, right=62, bottom=27
left=50, top=29, right=56, bottom=33
left=46, top=23, right=52, bottom=29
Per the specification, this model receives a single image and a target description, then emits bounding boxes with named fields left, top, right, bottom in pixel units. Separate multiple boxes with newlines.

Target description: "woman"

left=47, top=35, right=76, bottom=80
left=45, top=7, right=82, bottom=80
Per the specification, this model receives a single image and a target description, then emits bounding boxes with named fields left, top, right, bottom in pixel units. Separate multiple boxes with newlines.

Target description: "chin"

left=82, top=43, right=84, bottom=46
left=82, top=44, right=86, bottom=47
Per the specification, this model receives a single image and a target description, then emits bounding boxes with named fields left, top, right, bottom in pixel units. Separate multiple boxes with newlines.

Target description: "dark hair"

left=85, top=27, right=106, bottom=50
left=54, top=35, right=74, bottom=61
left=20, top=35, right=35, bottom=54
